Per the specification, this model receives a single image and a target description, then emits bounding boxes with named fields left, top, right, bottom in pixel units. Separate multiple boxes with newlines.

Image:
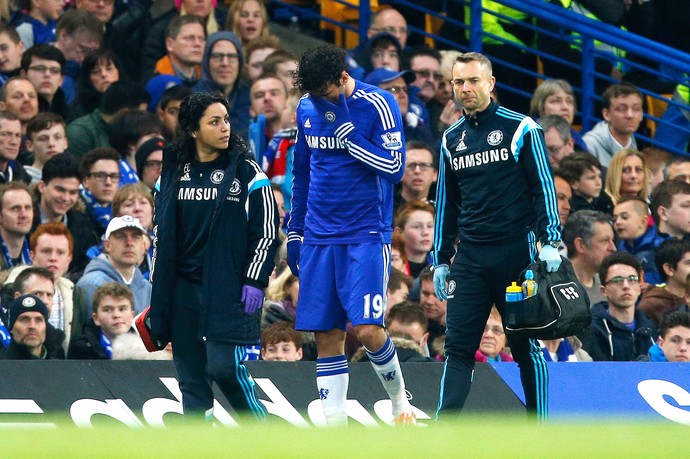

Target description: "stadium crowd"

left=0, top=0, right=688, bottom=371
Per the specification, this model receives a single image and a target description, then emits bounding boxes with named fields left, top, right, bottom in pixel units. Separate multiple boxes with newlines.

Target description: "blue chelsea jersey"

left=289, top=80, right=405, bottom=245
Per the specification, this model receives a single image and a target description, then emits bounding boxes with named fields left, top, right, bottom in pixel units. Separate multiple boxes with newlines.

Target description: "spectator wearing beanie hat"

left=0, top=294, right=51, bottom=360
left=135, top=137, right=166, bottom=191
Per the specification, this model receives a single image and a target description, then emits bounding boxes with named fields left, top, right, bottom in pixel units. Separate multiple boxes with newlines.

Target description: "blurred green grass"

left=4, top=415, right=689, bottom=458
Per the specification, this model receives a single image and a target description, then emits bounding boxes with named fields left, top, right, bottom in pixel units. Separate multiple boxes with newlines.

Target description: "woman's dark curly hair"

left=296, top=44, right=348, bottom=94
left=174, top=92, right=252, bottom=176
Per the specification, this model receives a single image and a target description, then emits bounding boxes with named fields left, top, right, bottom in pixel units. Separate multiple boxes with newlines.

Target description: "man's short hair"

left=562, top=210, right=612, bottom=256
left=552, top=168, right=568, bottom=184
left=80, top=147, right=121, bottom=176
left=297, top=44, right=347, bottom=95
left=262, top=49, right=297, bottom=74
left=659, top=309, right=690, bottom=339
left=13, top=266, right=55, bottom=295
left=0, top=109, right=20, bottom=123
left=601, top=82, right=643, bottom=110
left=108, top=110, right=162, bottom=156
left=537, top=114, right=572, bottom=143
left=0, top=23, right=21, bottom=44
left=20, top=44, right=66, bottom=73
left=598, top=251, right=643, bottom=286
left=663, top=155, right=690, bottom=181
left=0, top=77, right=34, bottom=103
left=42, top=153, right=83, bottom=184
left=405, top=139, right=437, bottom=169
left=649, top=180, right=690, bottom=226
left=654, top=238, right=690, bottom=283
left=454, top=52, right=492, bottom=74
left=56, top=9, right=103, bottom=43
left=559, top=152, right=603, bottom=184
left=100, top=81, right=150, bottom=116
left=112, top=182, right=154, bottom=217
left=385, top=300, right=428, bottom=330
left=0, top=182, right=31, bottom=212
left=26, top=112, right=66, bottom=140
left=252, top=72, right=287, bottom=97
left=388, top=267, right=413, bottom=293
left=159, top=84, right=192, bottom=112
left=401, top=45, right=441, bottom=70
left=261, top=321, right=302, bottom=350
left=92, top=282, right=134, bottom=314
left=418, top=264, right=434, bottom=284
left=30, top=222, right=74, bottom=256
left=166, top=14, right=205, bottom=39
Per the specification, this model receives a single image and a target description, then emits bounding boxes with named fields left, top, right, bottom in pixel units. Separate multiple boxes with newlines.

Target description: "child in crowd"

left=68, top=282, right=170, bottom=360
left=559, top=152, right=613, bottom=215
left=24, top=113, right=68, bottom=183
left=260, top=321, right=303, bottom=362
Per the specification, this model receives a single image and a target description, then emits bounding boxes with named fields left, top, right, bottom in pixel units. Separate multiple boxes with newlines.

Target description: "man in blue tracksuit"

left=433, top=52, right=562, bottom=421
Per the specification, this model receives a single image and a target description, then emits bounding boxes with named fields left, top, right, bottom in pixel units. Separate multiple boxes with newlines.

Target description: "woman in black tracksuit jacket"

left=149, top=92, right=280, bottom=421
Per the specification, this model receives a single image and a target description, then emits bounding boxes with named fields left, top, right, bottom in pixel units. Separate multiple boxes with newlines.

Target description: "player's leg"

left=314, top=328, right=349, bottom=426
left=347, top=243, right=415, bottom=422
left=170, top=278, right=214, bottom=418
left=437, top=242, right=494, bottom=418
left=493, top=235, right=548, bottom=421
left=205, top=341, right=267, bottom=422
left=297, top=244, right=350, bottom=426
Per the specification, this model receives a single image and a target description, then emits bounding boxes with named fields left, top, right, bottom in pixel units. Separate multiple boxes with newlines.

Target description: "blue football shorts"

left=295, top=242, right=390, bottom=331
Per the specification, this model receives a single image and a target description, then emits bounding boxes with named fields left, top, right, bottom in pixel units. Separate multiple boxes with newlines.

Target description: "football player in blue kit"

left=287, top=44, right=417, bottom=426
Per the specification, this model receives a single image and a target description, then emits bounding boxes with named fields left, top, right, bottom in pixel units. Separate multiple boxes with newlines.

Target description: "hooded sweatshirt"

left=581, top=301, right=656, bottom=361
left=193, top=31, right=251, bottom=138
left=76, top=254, right=151, bottom=317
left=582, top=120, right=637, bottom=167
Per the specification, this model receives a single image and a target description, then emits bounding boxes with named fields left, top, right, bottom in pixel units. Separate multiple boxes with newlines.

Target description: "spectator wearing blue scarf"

left=80, top=147, right=121, bottom=238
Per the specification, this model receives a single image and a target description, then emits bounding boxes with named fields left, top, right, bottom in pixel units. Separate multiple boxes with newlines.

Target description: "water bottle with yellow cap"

left=505, top=282, right=523, bottom=302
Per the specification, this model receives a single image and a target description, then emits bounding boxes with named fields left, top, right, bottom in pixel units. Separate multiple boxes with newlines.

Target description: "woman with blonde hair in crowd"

left=605, top=148, right=649, bottom=205
left=225, top=0, right=269, bottom=47
left=262, top=267, right=299, bottom=329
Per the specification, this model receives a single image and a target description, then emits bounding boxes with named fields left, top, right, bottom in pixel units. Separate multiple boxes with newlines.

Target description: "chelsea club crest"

left=210, top=170, right=225, bottom=184
left=487, top=130, right=503, bottom=146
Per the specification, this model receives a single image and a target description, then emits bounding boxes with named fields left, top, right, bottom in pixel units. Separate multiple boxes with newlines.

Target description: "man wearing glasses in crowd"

left=80, top=147, right=121, bottom=237
left=19, top=45, right=69, bottom=120
left=402, top=46, right=443, bottom=129
left=578, top=251, right=657, bottom=361
left=367, top=7, right=409, bottom=49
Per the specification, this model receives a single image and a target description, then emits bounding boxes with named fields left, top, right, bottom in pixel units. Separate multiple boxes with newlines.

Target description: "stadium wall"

left=1, top=361, right=687, bottom=427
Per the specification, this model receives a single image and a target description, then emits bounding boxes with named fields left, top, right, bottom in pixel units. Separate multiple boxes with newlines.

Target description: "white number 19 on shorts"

left=363, top=293, right=384, bottom=319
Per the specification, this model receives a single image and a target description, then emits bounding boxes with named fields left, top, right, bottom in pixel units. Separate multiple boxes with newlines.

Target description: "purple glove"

left=241, top=285, right=264, bottom=315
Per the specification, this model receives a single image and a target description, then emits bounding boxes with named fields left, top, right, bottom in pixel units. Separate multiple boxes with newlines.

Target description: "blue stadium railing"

left=269, top=0, right=690, bottom=155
